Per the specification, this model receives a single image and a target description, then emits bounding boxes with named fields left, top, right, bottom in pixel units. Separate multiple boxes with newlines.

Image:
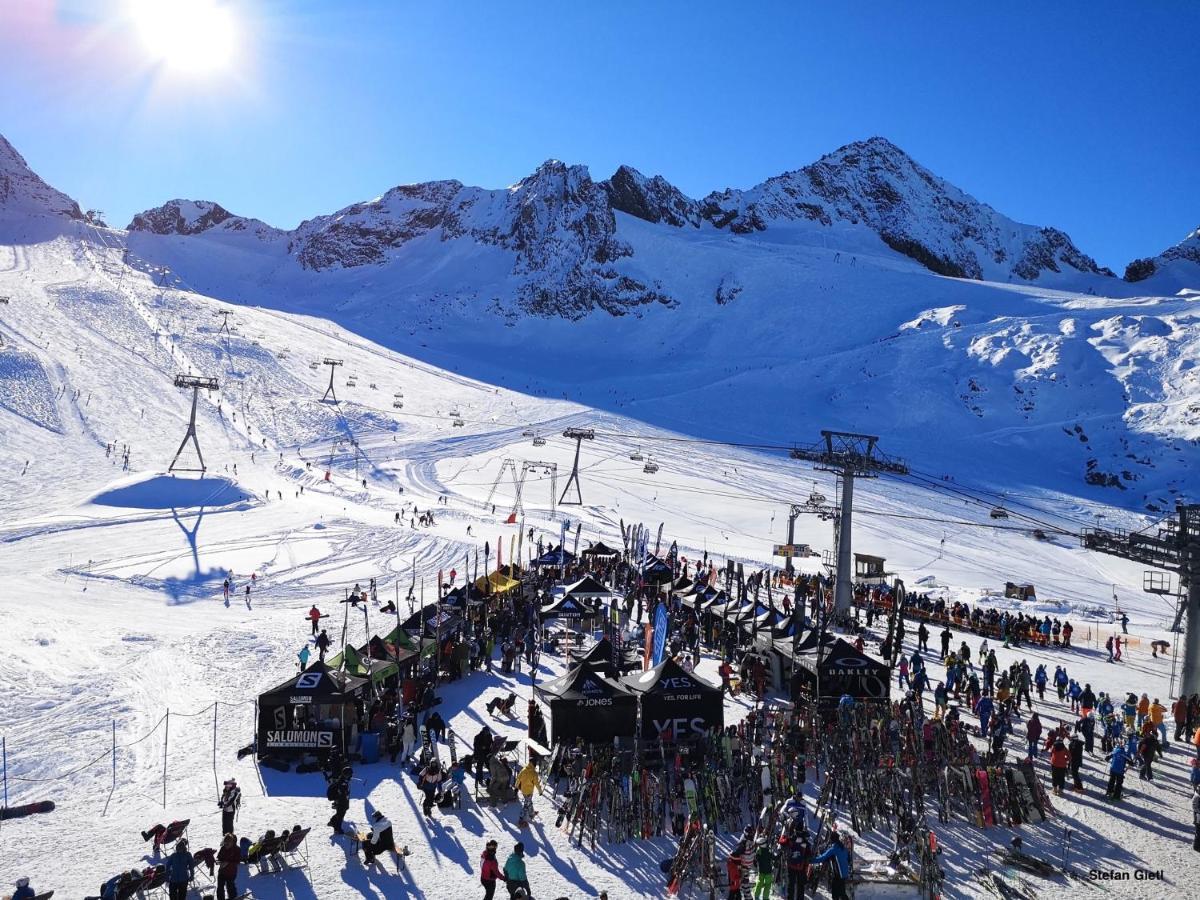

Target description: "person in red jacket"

left=216, top=833, right=241, bottom=900
left=1174, top=695, right=1191, bottom=743
left=479, top=839, right=506, bottom=900
left=725, top=851, right=744, bottom=900
left=1049, top=739, right=1071, bottom=796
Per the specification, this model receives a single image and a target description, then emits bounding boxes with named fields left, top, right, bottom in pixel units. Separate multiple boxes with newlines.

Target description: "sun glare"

left=129, top=0, right=238, bottom=74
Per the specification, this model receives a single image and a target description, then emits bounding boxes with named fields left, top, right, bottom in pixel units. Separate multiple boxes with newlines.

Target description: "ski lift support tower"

left=321, top=358, right=343, bottom=403
left=790, top=431, right=908, bottom=618
left=168, top=374, right=219, bottom=473
left=558, top=427, right=595, bottom=506
left=1083, top=502, right=1200, bottom=695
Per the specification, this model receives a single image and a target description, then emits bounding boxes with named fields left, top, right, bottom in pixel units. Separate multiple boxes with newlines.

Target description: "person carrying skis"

left=1053, top=666, right=1068, bottom=700
left=812, top=831, right=852, bottom=900
left=218, top=778, right=241, bottom=835
left=419, top=760, right=444, bottom=818
left=479, top=839, right=506, bottom=900
left=503, top=842, right=530, bottom=899
left=1105, top=744, right=1129, bottom=800
left=308, top=605, right=322, bottom=635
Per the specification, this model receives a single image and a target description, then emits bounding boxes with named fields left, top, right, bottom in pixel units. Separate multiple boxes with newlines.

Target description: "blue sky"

left=1, top=0, right=1196, bottom=269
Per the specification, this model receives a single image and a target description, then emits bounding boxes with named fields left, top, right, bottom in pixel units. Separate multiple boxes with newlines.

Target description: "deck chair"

left=279, top=827, right=312, bottom=869
left=138, top=865, right=167, bottom=894
left=249, top=834, right=285, bottom=873
left=189, top=848, right=216, bottom=887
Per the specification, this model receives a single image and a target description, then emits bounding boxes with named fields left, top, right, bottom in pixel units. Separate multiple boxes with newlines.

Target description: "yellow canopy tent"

left=476, top=570, right=520, bottom=594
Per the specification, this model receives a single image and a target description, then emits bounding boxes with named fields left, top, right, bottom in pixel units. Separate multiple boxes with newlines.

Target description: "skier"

left=940, top=625, right=952, bottom=660
left=479, top=839, right=506, bottom=900
left=1150, top=697, right=1168, bottom=747
left=223, top=577, right=230, bottom=601
left=361, top=811, right=395, bottom=865
left=1105, top=744, right=1129, bottom=800
left=503, top=843, right=531, bottom=899
left=1120, top=612, right=1129, bottom=633
left=917, top=621, right=929, bottom=652
left=1026, top=713, right=1043, bottom=759
left=976, top=692, right=994, bottom=737
left=782, top=824, right=811, bottom=900
left=218, top=778, right=241, bottom=835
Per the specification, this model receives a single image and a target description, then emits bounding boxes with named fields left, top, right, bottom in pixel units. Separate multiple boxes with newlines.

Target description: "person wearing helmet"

left=12, top=877, right=34, bottom=900
left=218, top=778, right=241, bottom=835
left=327, top=768, right=351, bottom=834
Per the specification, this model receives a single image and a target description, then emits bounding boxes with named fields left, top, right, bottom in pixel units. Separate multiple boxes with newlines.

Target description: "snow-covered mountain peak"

left=127, top=199, right=236, bottom=235
left=1124, top=225, right=1200, bottom=286
left=0, top=133, right=83, bottom=221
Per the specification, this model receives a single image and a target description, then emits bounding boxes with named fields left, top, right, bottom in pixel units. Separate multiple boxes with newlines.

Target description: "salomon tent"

left=257, top=661, right=367, bottom=757
left=624, top=658, right=724, bottom=742
left=534, top=662, right=638, bottom=743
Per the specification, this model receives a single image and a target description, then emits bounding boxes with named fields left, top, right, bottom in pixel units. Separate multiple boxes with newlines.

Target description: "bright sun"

left=129, top=0, right=238, bottom=74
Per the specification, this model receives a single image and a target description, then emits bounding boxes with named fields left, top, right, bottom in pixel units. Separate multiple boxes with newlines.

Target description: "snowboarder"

left=308, top=604, right=322, bottom=635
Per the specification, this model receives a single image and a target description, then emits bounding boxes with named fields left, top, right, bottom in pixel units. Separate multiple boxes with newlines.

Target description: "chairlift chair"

left=532, top=434, right=546, bottom=446
left=393, top=401, right=404, bottom=409
left=643, top=458, right=659, bottom=474
left=990, top=506, right=1009, bottom=520
left=807, top=482, right=826, bottom=507
left=452, top=416, right=465, bottom=427
left=521, top=429, right=535, bottom=438
left=630, top=448, right=644, bottom=461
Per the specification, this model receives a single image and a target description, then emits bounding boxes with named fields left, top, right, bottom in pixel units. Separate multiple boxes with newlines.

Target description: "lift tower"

left=558, top=427, right=595, bottom=506
left=169, top=374, right=219, bottom=473
left=215, top=309, right=233, bottom=335
left=1084, top=502, right=1200, bottom=695
left=791, top=431, right=908, bottom=619
left=321, top=358, right=343, bottom=403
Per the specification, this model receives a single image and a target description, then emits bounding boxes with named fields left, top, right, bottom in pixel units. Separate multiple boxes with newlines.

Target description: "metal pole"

left=213, top=702, right=219, bottom=792
left=1181, top=559, right=1200, bottom=696
left=833, top=471, right=855, bottom=619
left=112, top=720, right=116, bottom=794
left=163, top=709, right=169, bottom=808
left=2, top=735, right=7, bottom=809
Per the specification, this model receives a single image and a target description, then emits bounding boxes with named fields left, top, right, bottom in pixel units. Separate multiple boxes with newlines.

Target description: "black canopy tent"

left=539, top=593, right=602, bottom=620
left=567, top=636, right=643, bottom=677
left=580, top=541, right=620, bottom=561
left=257, top=660, right=367, bottom=757
left=624, top=658, right=724, bottom=742
left=791, top=637, right=890, bottom=706
left=534, top=662, right=638, bottom=744
left=640, top=555, right=674, bottom=585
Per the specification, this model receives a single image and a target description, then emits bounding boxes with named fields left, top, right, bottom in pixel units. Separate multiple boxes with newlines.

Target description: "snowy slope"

left=0, top=134, right=84, bottom=223
left=1, top=132, right=1199, bottom=900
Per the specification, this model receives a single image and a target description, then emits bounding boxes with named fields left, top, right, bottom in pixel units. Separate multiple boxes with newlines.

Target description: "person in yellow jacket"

left=516, top=762, right=540, bottom=824
left=1150, top=699, right=1168, bottom=747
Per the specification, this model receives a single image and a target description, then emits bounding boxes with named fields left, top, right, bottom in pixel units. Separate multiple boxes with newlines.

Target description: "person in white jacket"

left=362, top=811, right=394, bottom=864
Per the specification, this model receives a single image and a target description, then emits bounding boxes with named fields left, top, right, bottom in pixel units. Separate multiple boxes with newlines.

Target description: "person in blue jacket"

left=975, top=693, right=995, bottom=737
left=1105, top=745, right=1129, bottom=800
left=12, top=877, right=35, bottom=900
left=165, top=839, right=195, bottom=900
left=811, top=832, right=852, bottom=900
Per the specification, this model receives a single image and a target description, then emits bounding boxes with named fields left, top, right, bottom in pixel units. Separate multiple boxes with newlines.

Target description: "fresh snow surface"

left=0, top=223, right=1198, bottom=900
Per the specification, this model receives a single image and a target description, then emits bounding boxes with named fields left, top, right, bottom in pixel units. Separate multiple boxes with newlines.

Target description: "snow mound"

left=91, top=475, right=251, bottom=509
left=0, top=348, right=62, bottom=432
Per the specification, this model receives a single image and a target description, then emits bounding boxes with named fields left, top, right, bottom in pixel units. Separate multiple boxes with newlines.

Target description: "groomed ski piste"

left=1, top=221, right=1198, bottom=900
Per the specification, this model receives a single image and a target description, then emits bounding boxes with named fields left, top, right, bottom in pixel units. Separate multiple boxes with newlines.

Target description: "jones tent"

left=257, top=660, right=367, bottom=757
left=534, top=662, right=638, bottom=744
left=624, top=658, right=724, bottom=742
